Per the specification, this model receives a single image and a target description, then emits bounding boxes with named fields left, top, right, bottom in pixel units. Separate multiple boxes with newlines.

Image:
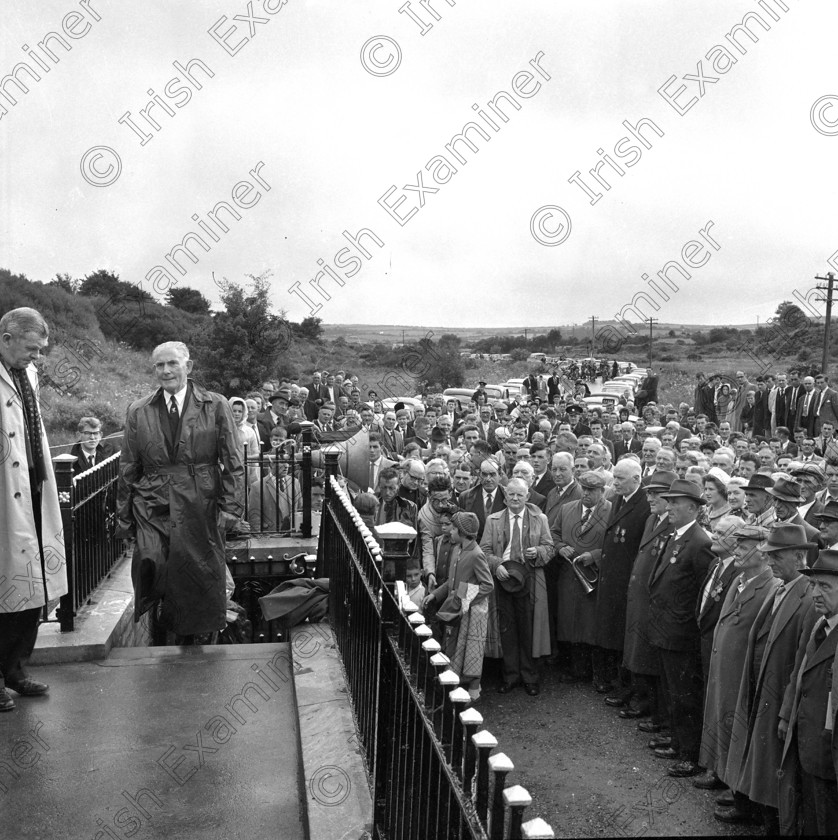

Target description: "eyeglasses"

left=80, top=431, right=102, bottom=437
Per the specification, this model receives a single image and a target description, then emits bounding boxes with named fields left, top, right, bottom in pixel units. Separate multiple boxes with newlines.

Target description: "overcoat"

left=481, top=505, right=554, bottom=658
left=594, top=489, right=651, bottom=651
left=0, top=362, right=66, bottom=612
left=698, top=567, right=778, bottom=780
left=117, top=379, right=243, bottom=635
left=729, top=575, right=816, bottom=808
left=551, top=497, right=611, bottom=645
left=779, top=618, right=838, bottom=835
left=622, top=512, right=672, bottom=675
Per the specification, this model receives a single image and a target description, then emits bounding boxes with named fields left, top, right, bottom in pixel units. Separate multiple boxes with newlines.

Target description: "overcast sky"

left=1, top=0, right=836, bottom=329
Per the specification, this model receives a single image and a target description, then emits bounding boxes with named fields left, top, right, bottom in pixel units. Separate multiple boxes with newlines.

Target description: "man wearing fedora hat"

left=817, top=501, right=838, bottom=550
left=551, top=471, right=612, bottom=684
left=699, top=524, right=779, bottom=822
left=620, top=470, right=676, bottom=727
left=724, top=523, right=818, bottom=833
left=779, top=550, right=838, bottom=835
left=647, top=479, right=715, bottom=777
left=256, top=389, right=289, bottom=451
left=743, top=473, right=776, bottom=529
left=481, top=477, right=554, bottom=696
left=767, top=476, right=822, bottom=567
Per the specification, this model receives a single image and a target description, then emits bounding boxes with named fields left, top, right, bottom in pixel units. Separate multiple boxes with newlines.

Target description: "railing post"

left=460, top=707, right=483, bottom=791
left=324, top=453, right=340, bottom=497
left=489, top=753, right=514, bottom=840
left=473, top=730, right=498, bottom=829
left=52, top=453, right=77, bottom=631
left=300, top=423, right=313, bottom=538
left=503, top=785, right=532, bottom=840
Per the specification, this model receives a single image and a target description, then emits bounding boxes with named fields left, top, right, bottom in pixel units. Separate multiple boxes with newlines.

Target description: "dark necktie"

left=169, top=395, right=180, bottom=440
left=814, top=618, right=828, bottom=650
left=11, top=368, right=46, bottom=484
left=701, top=560, right=723, bottom=612
left=510, top=514, right=523, bottom=562
left=581, top=507, right=592, bottom=525
left=485, top=491, right=494, bottom=511
left=88, top=454, right=95, bottom=468
left=369, top=461, right=376, bottom=490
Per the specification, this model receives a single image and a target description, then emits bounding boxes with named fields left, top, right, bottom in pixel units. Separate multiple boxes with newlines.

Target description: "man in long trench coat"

left=0, top=308, right=66, bottom=712
left=117, top=342, right=243, bottom=639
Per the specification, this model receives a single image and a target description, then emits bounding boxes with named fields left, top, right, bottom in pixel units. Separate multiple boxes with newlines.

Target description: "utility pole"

left=647, top=317, right=659, bottom=369
left=815, top=272, right=835, bottom=374
left=402, top=328, right=405, bottom=347
left=590, top=316, right=597, bottom=357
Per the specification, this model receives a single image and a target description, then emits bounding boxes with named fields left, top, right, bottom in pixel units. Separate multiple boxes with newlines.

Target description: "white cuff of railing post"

left=503, top=785, right=532, bottom=808
left=459, top=707, right=482, bottom=726
left=430, top=652, right=450, bottom=667
left=422, top=638, right=441, bottom=654
left=522, top=818, right=556, bottom=839
left=488, top=753, right=514, bottom=773
left=414, top=625, right=432, bottom=640
left=438, top=669, right=460, bottom=688
left=407, top=612, right=424, bottom=626
left=449, top=687, right=471, bottom=704
left=472, top=730, right=498, bottom=749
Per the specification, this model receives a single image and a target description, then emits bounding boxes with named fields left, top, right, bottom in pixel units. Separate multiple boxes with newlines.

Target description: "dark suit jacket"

left=794, top=388, right=818, bottom=436
left=787, top=513, right=823, bottom=567
left=527, top=488, right=546, bottom=512
left=613, top=437, right=642, bottom=460
left=783, top=384, right=804, bottom=431
left=545, top=481, right=582, bottom=531
left=532, top=470, right=555, bottom=500
left=256, top=410, right=283, bottom=451
left=595, top=488, right=651, bottom=651
left=647, top=520, right=714, bottom=651
left=816, top=387, right=838, bottom=434
left=457, top=485, right=507, bottom=541
left=70, top=441, right=115, bottom=475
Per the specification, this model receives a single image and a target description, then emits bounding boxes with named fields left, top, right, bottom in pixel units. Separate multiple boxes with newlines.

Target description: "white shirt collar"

left=673, top=518, right=696, bottom=539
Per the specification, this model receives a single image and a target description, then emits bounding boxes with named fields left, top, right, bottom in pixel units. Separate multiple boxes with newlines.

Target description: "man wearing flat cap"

left=481, top=477, right=553, bottom=696
left=743, top=473, right=776, bottom=529
left=767, top=476, right=822, bottom=567
left=647, top=479, right=714, bottom=778
left=791, top=463, right=826, bottom=529
left=779, top=550, right=838, bottom=835
left=699, top=524, right=778, bottom=823
left=817, top=500, right=838, bottom=550
left=551, top=471, right=611, bottom=684
left=726, top=523, right=818, bottom=833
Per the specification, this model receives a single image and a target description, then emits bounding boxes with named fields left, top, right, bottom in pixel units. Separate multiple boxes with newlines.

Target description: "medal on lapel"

left=619, top=527, right=626, bottom=544
left=669, top=544, right=681, bottom=564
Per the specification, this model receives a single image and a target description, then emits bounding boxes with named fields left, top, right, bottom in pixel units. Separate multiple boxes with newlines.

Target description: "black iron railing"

left=318, top=455, right=555, bottom=840
left=51, top=452, right=123, bottom=631
left=241, top=426, right=314, bottom=538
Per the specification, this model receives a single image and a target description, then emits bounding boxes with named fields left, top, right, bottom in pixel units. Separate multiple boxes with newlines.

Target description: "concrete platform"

left=0, top=645, right=305, bottom=840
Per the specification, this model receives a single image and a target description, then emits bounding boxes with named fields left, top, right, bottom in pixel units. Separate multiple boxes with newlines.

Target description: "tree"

left=167, top=286, right=211, bottom=316
left=414, top=337, right=464, bottom=389
left=293, top=316, right=324, bottom=343
left=49, top=273, right=79, bottom=295
left=193, top=272, right=292, bottom=392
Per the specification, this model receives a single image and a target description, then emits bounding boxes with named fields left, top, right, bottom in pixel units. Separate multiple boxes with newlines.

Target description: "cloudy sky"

left=1, top=0, right=836, bottom=329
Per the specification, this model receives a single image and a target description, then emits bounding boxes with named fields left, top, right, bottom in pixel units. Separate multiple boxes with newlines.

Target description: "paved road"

left=0, top=645, right=304, bottom=840
left=478, top=660, right=761, bottom=838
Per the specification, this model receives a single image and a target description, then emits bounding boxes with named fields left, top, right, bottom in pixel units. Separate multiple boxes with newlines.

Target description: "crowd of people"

left=251, top=363, right=838, bottom=836
left=5, top=301, right=838, bottom=835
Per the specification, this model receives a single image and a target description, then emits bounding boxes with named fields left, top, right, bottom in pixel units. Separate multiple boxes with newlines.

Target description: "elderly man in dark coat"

left=117, top=341, right=244, bottom=640
left=593, top=458, right=650, bottom=693
left=619, top=471, right=675, bottom=725
left=779, top=550, right=838, bottom=836
left=647, top=479, right=714, bottom=778
left=723, top=524, right=817, bottom=832
left=551, top=471, right=611, bottom=683
left=698, top=524, right=778, bottom=820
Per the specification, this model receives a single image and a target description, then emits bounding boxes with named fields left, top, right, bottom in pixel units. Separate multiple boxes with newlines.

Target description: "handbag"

left=435, top=590, right=462, bottom=625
